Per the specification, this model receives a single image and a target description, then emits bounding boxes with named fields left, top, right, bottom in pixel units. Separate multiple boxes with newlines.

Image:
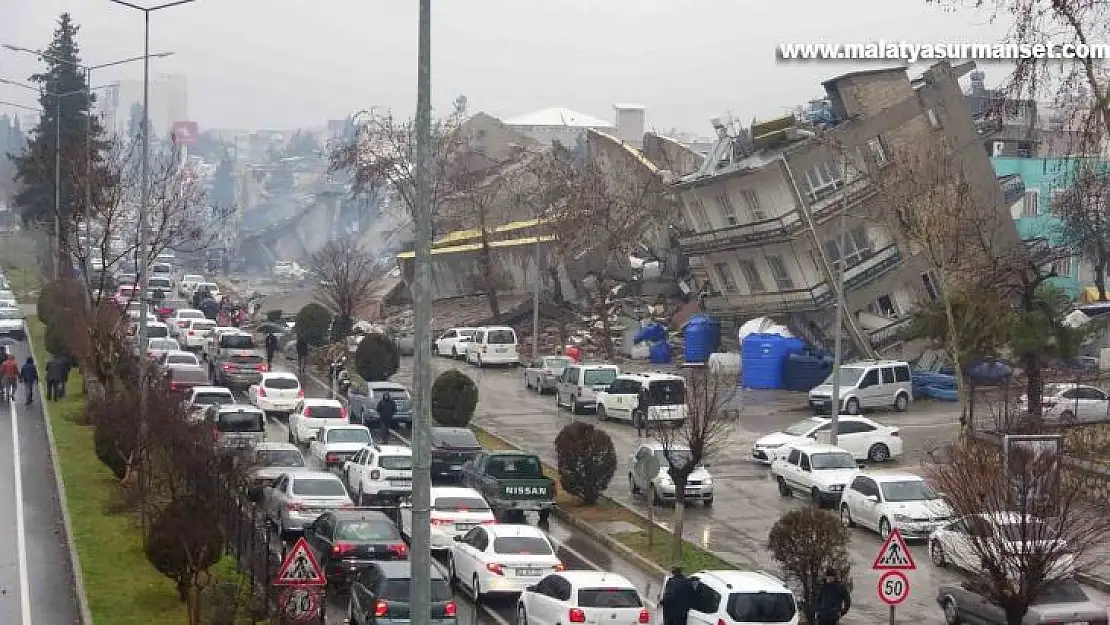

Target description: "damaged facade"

left=673, top=61, right=1024, bottom=360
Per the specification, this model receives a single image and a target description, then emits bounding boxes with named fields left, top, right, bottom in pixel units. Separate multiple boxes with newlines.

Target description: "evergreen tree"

left=10, top=13, right=112, bottom=238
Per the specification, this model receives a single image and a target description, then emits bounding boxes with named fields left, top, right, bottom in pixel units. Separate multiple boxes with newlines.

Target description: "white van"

left=556, top=364, right=620, bottom=414
left=807, top=360, right=913, bottom=415
left=595, top=372, right=689, bottom=428
left=465, top=326, right=519, bottom=367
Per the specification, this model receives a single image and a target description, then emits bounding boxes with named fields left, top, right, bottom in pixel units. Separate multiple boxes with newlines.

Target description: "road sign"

left=279, top=587, right=321, bottom=621
left=274, top=537, right=326, bottom=586
left=170, top=121, right=198, bottom=145
left=872, top=528, right=916, bottom=570
left=877, top=570, right=911, bottom=605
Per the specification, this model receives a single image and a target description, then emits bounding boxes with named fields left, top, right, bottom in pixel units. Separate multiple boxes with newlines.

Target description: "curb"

left=27, top=321, right=95, bottom=625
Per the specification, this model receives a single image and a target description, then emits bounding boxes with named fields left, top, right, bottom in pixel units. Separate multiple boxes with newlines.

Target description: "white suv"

left=628, top=441, right=713, bottom=506
left=670, top=570, right=799, bottom=625
left=595, top=372, right=687, bottom=429
left=342, top=444, right=413, bottom=504
left=807, top=360, right=913, bottom=415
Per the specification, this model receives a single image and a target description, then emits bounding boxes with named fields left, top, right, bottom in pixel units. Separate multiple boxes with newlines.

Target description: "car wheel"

left=777, top=477, right=791, bottom=497
left=879, top=517, right=892, bottom=540
left=472, top=575, right=481, bottom=602
left=448, top=557, right=458, bottom=584
left=1061, top=410, right=1077, bottom=424
left=571, top=398, right=582, bottom=415
left=894, top=393, right=909, bottom=412
left=840, top=504, right=855, bottom=527
left=597, top=405, right=608, bottom=421
left=931, top=540, right=948, bottom=567
left=942, top=598, right=961, bottom=624
left=810, top=487, right=822, bottom=507
left=868, top=443, right=891, bottom=463
left=845, top=398, right=861, bottom=414
left=451, top=347, right=458, bottom=358
left=518, top=605, right=528, bottom=625
left=629, top=472, right=640, bottom=494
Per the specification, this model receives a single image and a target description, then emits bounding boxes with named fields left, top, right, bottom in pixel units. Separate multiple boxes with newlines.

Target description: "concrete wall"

left=642, top=133, right=705, bottom=176
left=396, top=240, right=561, bottom=301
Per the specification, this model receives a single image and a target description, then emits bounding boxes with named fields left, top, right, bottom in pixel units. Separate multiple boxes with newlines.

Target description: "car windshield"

left=193, top=392, right=233, bottom=405
left=0, top=309, right=20, bottom=320
left=726, top=592, right=796, bottom=623
left=326, top=429, right=371, bottom=444
left=811, top=453, right=857, bottom=470
left=231, top=354, right=264, bottom=365
left=217, top=412, right=263, bottom=432
left=171, top=369, right=210, bottom=384
left=433, top=429, right=480, bottom=449
left=380, top=455, right=412, bottom=470
left=783, top=418, right=822, bottom=436
left=823, top=366, right=866, bottom=387
left=543, top=357, right=571, bottom=369
left=291, top=478, right=347, bottom=497
left=493, top=537, right=553, bottom=555
left=487, top=329, right=515, bottom=344
left=486, top=455, right=545, bottom=478
left=255, top=449, right=305, bottom=467
left=379, top=578, right=452, bottom=602
left=1044, top=384, right=1070, bottom=397
left=881, top=480, right=940, bottom=502
left=191, top=321, right=216, bottom=331
left=649, top=380, right=685, bottom=405
left=432, top=497, right=489, bottom=512
left=583, top=368, right=618, bottom=385
left=336, top=520, right=400, bottom=541
left=577, top=589, right=642, bottom=608
left=149, top=279, right=171, bottom=287
left=149, top=339, right=178, bottom=350
left=263, top=377, right=299, bottom=389
left=221, top=335, right=254, bottom=348
left=177, top=310, right=203, bottom=319
left=458, top=330, right=475, bottom=338
left=166, top=354, right=198, bottom=365
left=1033, top=580, right=1089, bottom=604
left=373, top=387, right=410, bottom=398
left=147, top=326, right=169, bottom=338
left=654, top=449, right=695, bottom=469
left=304, top=405, right=343, bottom=419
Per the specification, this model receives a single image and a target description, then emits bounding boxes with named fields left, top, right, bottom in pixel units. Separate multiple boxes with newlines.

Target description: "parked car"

left=937, top=578, right=1105, bottom=625
left=595, top=372, right=687, bottom=426
left=303, top=510, right=408, bottom=582
left=263, top=470, right=353, bottom=539
left=307, top=424, right=374, bottom=468
left=664, top=570, right=798, bottom=625
left=1018, top=383, right=1110, bottom=423
left=347, top=560, right=456, bottom=625
left=840, top=471, right=951, bottom=540
left=518, top=571, right=652, bottom=625
left=465, top=326, right=520, bottom=367
left=928, top=512, right=1076, bottom=579
left=343, top=444, right=413, bottom=505
left=248, top=371, right=303, bottom=415
left=433, top=328, right=476, bottom=358
left=399, top=485, right=495, bottom=551
left=523, top=356, right=572, bottom=394
left=807, top=359, right=913, bottom=415
left=555, top=364, right=619, bottom=414
left=431, top=427, right=483, bottom=481
left=348, top=382, right=414, bottom=429
left=288, top=398, right=349, bottom=446
left=751, top=415, right=904, bottom=464
left=770, top=443, right=859, bottom=507
left=450, top=523, right=563, bottom=600
left=628, top=441, right=714, bottom=506
left=0, top=307, right=24, bottom=340
left=460, top=450, right=555, bottom=523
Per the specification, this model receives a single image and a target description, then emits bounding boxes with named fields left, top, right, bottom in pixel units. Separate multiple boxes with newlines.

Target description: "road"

left=0, top=338, right=82, bottom=625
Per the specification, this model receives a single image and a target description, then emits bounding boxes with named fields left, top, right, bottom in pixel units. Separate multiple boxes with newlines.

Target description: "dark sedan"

left=303, top=510, right=408, bottom=582
left=430, top=427, right=483, bottom=481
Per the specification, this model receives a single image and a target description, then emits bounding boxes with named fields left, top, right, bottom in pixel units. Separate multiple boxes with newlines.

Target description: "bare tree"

left=1054, top=163, right=1110, bottom=301
left=648, top=367, right=734, bottom=563
left=309, top=235, right=382, bottom=339
left=925, top=432, right=1110, bottom=625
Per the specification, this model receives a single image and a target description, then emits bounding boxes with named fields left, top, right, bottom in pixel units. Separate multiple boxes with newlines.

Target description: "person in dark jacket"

left=59, top=357, right=72, bottom=398
left=45, top=357, right=66, bottom=401
left=19, top=357, right=37, bottom=406
left=376, top=392, right=397, bottom=444
left=295, top=336, right=309, bottom=374
left=813, top=567, right=851, bottom=625
left=660, top=567, right=693, bottom=625
left=264, top=332, right=279, bottom=367
left=635, top=387, right=650, bottom=437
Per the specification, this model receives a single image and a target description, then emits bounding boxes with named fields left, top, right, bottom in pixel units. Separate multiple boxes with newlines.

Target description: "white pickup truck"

left=770, top=442, right=861, bottom=508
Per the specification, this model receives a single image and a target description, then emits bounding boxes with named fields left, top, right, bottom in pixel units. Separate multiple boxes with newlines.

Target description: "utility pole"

left=409, top=0, right=433, bottom=623
left=531, top=226, right=541, bottom=360
left=829, top=206, right=847, bottom=446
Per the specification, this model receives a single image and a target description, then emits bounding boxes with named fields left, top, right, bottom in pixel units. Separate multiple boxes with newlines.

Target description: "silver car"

left=938, top=579, right=1108, bottom=624
left=524, top=356, right=572, bottom=394
left=264, top=470, right=353, bottom=539
left=204, top=404, right=266, bottom=452
left=247, top=442, right=307, bottom=488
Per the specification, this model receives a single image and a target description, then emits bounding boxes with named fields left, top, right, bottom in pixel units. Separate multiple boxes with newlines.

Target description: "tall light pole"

left=410, top=0, right=434, bottom=621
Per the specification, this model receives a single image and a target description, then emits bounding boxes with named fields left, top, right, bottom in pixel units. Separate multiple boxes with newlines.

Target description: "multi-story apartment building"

left=673, top=62, right=1023, bottom=359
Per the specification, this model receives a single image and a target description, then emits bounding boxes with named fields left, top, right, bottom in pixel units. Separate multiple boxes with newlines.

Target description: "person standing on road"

left=264, top=332, right=279, bottom=368
left=19, top=357, right=37, bottom=406
left=661, top=567, right=693, bottom=625
left=813, top=567, right=851, bottom=625
left=635, top=387, right=650, bottom=437
left=45, top=357, right=66, bottom=401
left=295, top=335, right=309, bottom=375
left=376, top=392, right=397, bottom=444
left=1, top=355, right=19, bottom=401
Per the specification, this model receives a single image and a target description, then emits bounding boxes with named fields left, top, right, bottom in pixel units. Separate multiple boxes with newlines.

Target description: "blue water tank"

left=742, top=333, right=804, bottom=389
left=683, top=315, right=721, bottom=364
left=648, top=340, right=672, bottom=364
left=783, top=352, right=833, bottom=392
left=634, top=322, right=667, bottom=345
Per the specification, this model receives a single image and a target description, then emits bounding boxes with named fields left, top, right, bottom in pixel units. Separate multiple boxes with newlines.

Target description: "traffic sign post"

left=278, top=586, right=321, bottom=622
left=872, top=528, right=914, bottom=624
left=274, top=537, right=326, bottom=587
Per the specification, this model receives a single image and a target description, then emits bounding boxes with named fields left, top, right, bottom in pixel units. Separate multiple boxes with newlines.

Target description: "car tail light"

left=222, top=363, right=233, bottom=371
left=212, top=427, right=219, bottom=442
left=481, top=518, right=497, bottom=525
left=258, top=363, right=269, bottom=372
left=373, top=600, right=389, bottom=618
left=568, top=608, right=586, bottom=623
left=333, top=542, right=355, bottom=556
left=638, top=609, right=649, bottom=624
left=326, top=453, right=340, bottom=464
left=169, top=382, right=179, bottom=392
left=286, top=502, right=304, bottom=511
left=303, top=407, right=311, bottom=417
left=486, top=563, right=504, bottom=575
left=371, top=470, right=381, bottom=479
left=431, top=518, right=452, bottom=526
left=717, top=620, right=727, bottom=625
left=147, top=352, right=153, bottom=358
left=388, top=543, right=408, bottom=558
left=258, top=386, right=267, bottom=397
left=297, top=389, right=305, bottom=398
left=340, top=407, right=348, bottom=420
left=554, top=561, right=565, bottom=571
left=444, top=601, right=457, bottom=618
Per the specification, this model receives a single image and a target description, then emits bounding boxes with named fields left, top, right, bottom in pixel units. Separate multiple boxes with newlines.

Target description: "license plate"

left=456, top=523, right=476, bottom=531
left=450, top=465, right=462, bottom=470
left=516, top=568, right=542, bottom=577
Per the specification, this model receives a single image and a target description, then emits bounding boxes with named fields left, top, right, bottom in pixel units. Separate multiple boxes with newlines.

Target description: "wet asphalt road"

left=0, top=339, right=81, bottom=625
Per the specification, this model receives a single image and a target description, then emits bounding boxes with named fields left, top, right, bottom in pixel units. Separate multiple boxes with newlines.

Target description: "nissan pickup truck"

left=460, top=450, right=556, bottom=523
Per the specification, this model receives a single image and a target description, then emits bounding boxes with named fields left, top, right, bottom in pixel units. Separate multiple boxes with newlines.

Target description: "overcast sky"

left=3, top=0, right=1010, bottom=134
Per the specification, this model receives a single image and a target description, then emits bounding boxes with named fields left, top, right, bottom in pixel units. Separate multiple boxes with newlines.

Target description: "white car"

left=0, top=298, right=18, bottom=308
left=840, top=471, right=952, bottom=540
left=0, top=307, right=25, bottom=339
left=157, top=349, right=201, bottom=370
left=929, top=512, right=1076, bottom=578
left=770, top=443, right=860, bottom=507
left=307, top=424, right=373, bottom=468
left=751, top=415, right=903, bottom=464
left=203, top=327, right=238, bottom=361
left=666, top=570, right=798, bottom=625
left=288, top=398, right=349, bottom=445
left=180, top=318, right=218, bottom=349
left=433, top=327, right=476, bottom=358
left=168, top=308, right=206, bottom=334
left=450, top=524, right=564, bottom=600
left=194, top=281, right=222, bottom=302
left=342, top=444, right=413, bottom=504
left=1019, top=383, right=1110, bottom=423
left=183, top=386, right=236, bottom=422
left=179, top=274, right=204, bottom=296
left=144, top=337, right=181, bottom=362
left=628, top=442, right=713, bottom=506
left=400, top=486, right=495, bottom=551
left=248, top=372, right=303, bottom=415
left=518, top=571, right=650, bottom=625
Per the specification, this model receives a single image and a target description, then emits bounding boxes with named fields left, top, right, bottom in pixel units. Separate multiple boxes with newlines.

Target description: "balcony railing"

left=809, top=177, right=878, bottom=224
left=867, top=316, right=914, bottom=349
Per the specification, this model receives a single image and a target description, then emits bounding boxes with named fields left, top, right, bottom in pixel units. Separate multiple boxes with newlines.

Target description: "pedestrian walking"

left=19, top=357, right=38, bottom=406
left=296, top=336, right=309, bottom=375
left=660, top=567, right=693, bottom=625
left=376, top=392, right=397, bottom=444
left=1, top=355, right=19, bottom=401
left=264, top=332, right=279, bottom=368
left=45, top=357, right=66, bottom=401
left=813, top=568, right=851, bottom=625
left=635, top=387, right=650, bottom=437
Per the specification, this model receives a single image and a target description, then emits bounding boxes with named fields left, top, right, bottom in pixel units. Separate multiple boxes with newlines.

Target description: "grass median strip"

left=470, top=424, right=733, bottom=572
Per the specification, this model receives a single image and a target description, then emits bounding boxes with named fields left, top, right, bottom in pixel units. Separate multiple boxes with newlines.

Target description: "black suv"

left=430, top=427, right=482, bottom=482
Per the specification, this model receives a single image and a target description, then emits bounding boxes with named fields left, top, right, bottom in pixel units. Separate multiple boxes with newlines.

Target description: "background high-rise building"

left=98, top=73, right=189, bottom=139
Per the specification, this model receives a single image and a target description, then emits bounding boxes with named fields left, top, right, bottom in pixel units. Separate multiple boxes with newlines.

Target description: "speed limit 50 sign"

left=877, top=570, right=911, bottom=605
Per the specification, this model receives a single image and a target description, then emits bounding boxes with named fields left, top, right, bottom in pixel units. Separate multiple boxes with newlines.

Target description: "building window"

left=921, top=270, right=941, bottom=302
left=926, top=108, right=942, bottom=129
left=765, top=255, right=795, bottom=290
left=1021, top=189, right=1040, bottom=218
left=740, top=189, right=766, bottom=221
left=687, top=198, right=712, bottom=231
left=738, top=259, right=766, bottom=293
left=715, top=193, right=737, bottom=225
left=869, top=294, right=901, bottom=318
left=804, top=161, right=843, bottom=199
left=1053, top=255, right=1073, bottom=277
left=825, top=225, right=873, bottom=269
left=866, top=137, right=889, bottom=167
left=712, top=262, right=738, bottom=294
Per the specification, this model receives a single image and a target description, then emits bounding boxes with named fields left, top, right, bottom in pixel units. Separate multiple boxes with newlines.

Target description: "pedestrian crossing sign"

left=274, top=537, right=326, bottom=586
left=872, top=528, right=916, bottom=570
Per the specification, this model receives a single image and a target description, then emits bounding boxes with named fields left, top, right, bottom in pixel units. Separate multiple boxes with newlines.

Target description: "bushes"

left=554, top=422, right=616, bottom=504
left=355, top=333, right=400, bottom=382
left=43, top=322, right=76, bottom=360
left=431, top=369, right=479, bottom=427
left=265, top=309, right=283, bottom=322
left=146, top=496, right=225, bottom=603
left=294, top=303, right=332, bottom=347
left=767, top=508, right=851, bottom=625
left=36, top=278, right=83, bottom=327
